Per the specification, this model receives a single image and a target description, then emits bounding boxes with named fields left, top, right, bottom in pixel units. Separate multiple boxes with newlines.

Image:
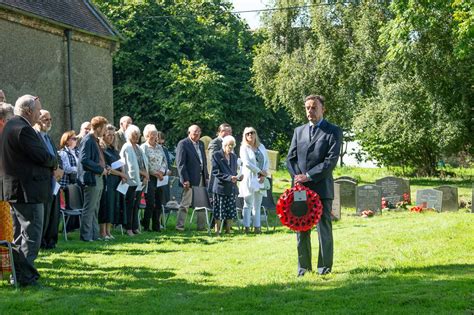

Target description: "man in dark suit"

left=175, top=124, right=209, bottom=231
left=0, top=95, right=57, bottom=287
left=287, top=95, right=342, bottom=277
left=34, top=109, right=63, bottom=249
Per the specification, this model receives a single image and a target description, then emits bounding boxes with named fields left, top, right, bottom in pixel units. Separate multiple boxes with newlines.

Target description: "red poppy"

left=276, top=183, right=323, bottom=232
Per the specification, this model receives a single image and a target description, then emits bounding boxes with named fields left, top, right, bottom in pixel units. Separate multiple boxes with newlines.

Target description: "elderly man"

left=114, top=116, right=132, bottom=151
left=33, top=110, right=63, bottom=249
left=0, top=95, right=57, bottom=287
left=175, top=125, right=209, bottom=231
left=76, top=121, right=91, bottom=146
left=287, top=95, right=342, bottom=277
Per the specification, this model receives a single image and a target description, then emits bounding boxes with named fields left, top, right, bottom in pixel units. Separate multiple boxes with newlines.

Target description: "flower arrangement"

left=360, top=210, right=375, bottom=217
left=396, top=193, right=411, bottom=210
left=410, top=206, right=424, bottom=213
left=381, top=197, right=390, bottom=210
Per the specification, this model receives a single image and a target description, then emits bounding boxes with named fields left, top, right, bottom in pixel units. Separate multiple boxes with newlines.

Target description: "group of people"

left=0, top=90, right=341, bottom=287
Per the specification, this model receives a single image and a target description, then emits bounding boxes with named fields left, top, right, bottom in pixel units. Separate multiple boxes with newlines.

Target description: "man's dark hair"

left=305, top=95, right=325, bottom=107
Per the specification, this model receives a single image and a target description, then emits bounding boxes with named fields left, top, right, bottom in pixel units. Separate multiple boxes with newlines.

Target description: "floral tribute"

left=276, top=183, right=323, bottom=232
left=381, top=197, right=390, bottom=210
left=360, top=210, right=375, bottom=217
left=396, top=193, right=411, bottom=210
left=410, top=206, right=424, bottom=212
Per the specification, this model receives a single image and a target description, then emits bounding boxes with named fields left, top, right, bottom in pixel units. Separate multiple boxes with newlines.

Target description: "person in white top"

left=238, top=127, right=269, bottom=234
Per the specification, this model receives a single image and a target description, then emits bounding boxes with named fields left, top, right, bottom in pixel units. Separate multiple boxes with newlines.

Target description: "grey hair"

left=222, top=135, right=236, bottom=147
left=0, top=102, right=14, bottom=120
left=14, top=94, right=37, bottom=116
left=105, top=124, right=116, bottom=132
left=125, top=124, right=140, bottom=140
left=143, top=124, right=158, bottom=139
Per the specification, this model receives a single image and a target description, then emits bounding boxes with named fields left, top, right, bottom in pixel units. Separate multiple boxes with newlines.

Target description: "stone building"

left=0, top=0, right=119, bottom=142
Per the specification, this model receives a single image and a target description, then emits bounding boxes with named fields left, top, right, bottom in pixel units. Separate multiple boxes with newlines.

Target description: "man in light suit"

left=175, top=125, right=209, bottom=231
left=34, top=110, right=63, bottom=249
left=0, top=95, right=57, bottom=287
left=114, top=116, right=132, bottom=152
left=287, top=95, right=342, bottom=277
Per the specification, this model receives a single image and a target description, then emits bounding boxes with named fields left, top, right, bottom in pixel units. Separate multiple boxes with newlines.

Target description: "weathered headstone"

left=375, top=176, right=411, bottom=208
left=266, top=150, right=280, bottom=172
left=331, top=183, right=341, bottom=220
left=434, top=185, right=458, bottom=211
left=416, top=189, right=443, bottom=212
left=334, top=178, right=357, bottom=208
left=356, top=185, right=382, bottom=214
left=335, top=176, right=358, bottom=183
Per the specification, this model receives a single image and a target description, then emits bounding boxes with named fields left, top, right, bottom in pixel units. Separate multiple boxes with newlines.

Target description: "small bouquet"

left=410, top=206, right=423, bottom=213
left=360, top=210, right=375, bottom=218
left=396, top=193, right=411, bottom=210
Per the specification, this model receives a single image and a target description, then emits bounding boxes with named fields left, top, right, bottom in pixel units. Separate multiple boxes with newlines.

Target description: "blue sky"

left=230, top=0, right=267, bottom=29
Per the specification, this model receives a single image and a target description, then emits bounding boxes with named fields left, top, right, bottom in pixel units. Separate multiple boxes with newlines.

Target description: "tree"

left=93, top=0, right=293, bottom=151
left=354, top=0, right=473, bottom=175
left=252, top=1, right=390, bottom=164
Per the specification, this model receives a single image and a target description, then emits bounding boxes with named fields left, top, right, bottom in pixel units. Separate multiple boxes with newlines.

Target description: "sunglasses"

left=246, top=131, right=255, bottom=136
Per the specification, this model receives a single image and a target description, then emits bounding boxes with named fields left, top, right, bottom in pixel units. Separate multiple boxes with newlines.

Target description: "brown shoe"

left=254, top=227, right=262, bottom=234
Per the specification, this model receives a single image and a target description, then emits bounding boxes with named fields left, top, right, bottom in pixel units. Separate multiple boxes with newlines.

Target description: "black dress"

left=99, top=145, right=125, bottom=225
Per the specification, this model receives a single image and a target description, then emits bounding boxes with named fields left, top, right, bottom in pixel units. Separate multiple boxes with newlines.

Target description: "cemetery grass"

left=1, top=211, right=473, bottom=314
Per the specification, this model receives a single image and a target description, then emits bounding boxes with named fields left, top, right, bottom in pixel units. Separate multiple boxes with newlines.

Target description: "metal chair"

left=189, top=186, right=213, bottom=234
left=0, top=240, right=17, bottom=289
left=261, top=177, right=276, bottom=231
left=162, top=177, right=183, bottom=229
left=60, top=184, right=84, bottom=241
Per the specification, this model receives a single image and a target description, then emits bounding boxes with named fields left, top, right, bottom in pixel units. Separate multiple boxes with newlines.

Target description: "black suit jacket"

left=211, top=150, right=238, bottom=196
left=287, top=119, right=342, bottom=199
left=176, top=137, right=208, bottom=186
left=77, top=133, right=105, bottom=186
left=0, top=116, right=57, bottom=203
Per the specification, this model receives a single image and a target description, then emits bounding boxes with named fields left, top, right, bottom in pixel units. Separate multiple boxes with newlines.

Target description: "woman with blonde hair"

left=239, top=127, right=269, bottom=234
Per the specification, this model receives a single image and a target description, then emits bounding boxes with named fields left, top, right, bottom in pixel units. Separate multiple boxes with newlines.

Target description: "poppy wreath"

left=276, top=183, right=323, bottom=232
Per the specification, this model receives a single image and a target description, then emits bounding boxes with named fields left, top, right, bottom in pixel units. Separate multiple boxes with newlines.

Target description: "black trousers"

left=144, top=177, right=164, bottom=231
left=42, top=193, right=60, bottom=248
left=11, top=203, right=44, bottom=285
left=297, top=199, right=333, bottom=274
left=125, top=186, right=140, bottom=231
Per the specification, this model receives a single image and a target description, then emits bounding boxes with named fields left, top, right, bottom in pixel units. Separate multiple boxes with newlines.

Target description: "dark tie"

left=310, top=125, right=317, bottom=140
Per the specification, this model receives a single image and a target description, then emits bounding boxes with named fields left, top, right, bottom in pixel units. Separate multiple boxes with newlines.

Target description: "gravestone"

left=416, top=189, right=443, bottom=212
left=434, top=185, right=458, bottom=211
left=356, top=185, right=382, bottom=214
left=375, top=176, right=410, bottom=208
left=331, top=183, right=341, bottom=220
left=335, top=176, right=358, bottom=183
left=266, top=150, right=280, bottom=173
left=334, top=178, right=357, bottom=208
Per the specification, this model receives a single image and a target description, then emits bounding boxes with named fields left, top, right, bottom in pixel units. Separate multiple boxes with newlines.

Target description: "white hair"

left=222, top=135, right=236, bottom=147
left=143, top=124, right=158, bottom=139
left=125, top=124, right=140, bottom=140
left=14, top=94, right=37, bottom=116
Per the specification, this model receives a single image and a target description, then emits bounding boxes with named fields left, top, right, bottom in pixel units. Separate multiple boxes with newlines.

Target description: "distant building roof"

left=0, top=0, right=119, bottom=40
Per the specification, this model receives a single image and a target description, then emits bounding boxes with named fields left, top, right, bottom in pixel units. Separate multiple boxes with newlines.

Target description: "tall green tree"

left=252, top=0, right=390, bottom=163
left=93, top=0, right=293, bottom=150
left=354, top=0, right=473, bottom=175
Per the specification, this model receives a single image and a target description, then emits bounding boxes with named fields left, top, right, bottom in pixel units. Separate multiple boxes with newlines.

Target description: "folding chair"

left=60, top=184, right=84, bottom=241
left=162, top=177, right=183, bottom=229
left=189, top=186, right=213, bottom=234
left=261, top=177, right=276, bottom=231
left=0, top=241, right=17, bottom=289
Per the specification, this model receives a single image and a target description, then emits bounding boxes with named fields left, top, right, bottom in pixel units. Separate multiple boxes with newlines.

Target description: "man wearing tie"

left=34, top=110, right=63, bottom=249
left=287, top=95, right=342, bottom=277
left=175, top=125, right=209, bottom=231
left=0, top=95, right=57, bottom=287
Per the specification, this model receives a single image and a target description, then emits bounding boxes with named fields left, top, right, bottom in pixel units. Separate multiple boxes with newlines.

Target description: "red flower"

left=276, top=183, right=323, bottom=232
left=410, top=206, right=423, bottom=213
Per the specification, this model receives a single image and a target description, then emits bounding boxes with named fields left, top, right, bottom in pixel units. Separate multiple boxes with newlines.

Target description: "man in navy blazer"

left=0, top=95, right=57, bottom=287
left=287, top=95, right=342, bottom=277
left=175, top=125, right=209, bottom=231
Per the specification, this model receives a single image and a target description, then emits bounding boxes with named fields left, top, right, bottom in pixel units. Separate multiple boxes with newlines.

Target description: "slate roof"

left=0, top=0, right=119, bottom=40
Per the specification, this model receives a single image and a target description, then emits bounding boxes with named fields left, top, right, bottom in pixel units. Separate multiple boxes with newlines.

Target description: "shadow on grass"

left=1, top=262, right=472, bottom=314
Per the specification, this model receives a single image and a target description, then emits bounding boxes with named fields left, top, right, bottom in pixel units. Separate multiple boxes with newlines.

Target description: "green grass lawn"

left=1, top=167, right=473, bottom=314
left=1, top=210, right=473, bottom=314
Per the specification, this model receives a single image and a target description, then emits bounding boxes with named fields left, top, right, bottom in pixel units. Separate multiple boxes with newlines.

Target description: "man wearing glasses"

left=287, top=95, right=342, bottom=277
left=34, top=110, right=63, bottom=249
left=0, top=95, right=57, bottom=287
